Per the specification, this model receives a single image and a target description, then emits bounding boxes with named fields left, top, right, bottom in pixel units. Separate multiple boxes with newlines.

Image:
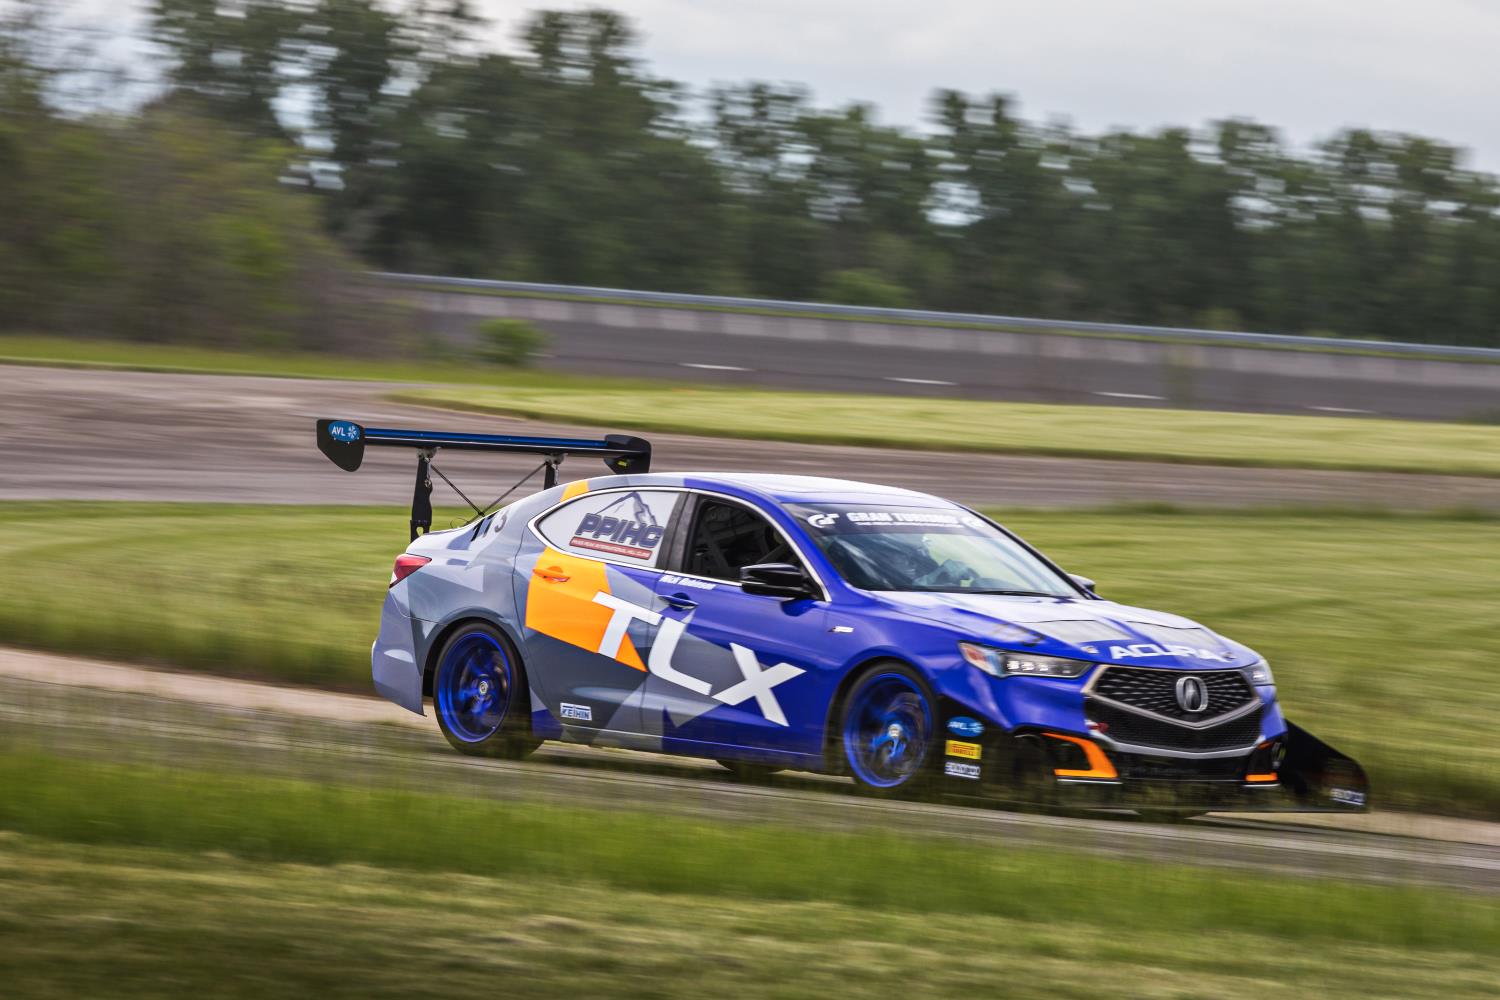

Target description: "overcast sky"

left=479, top=0, right=1500, bottom=169
left=72, top=0, right=1500, bottom=170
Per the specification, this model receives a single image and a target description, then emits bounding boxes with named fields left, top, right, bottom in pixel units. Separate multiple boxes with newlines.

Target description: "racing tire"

left=838, top=663, right=938, bottom=797
left=716, top=760, right=783, bottom=783
left=431, top=623, right=540, bottom=759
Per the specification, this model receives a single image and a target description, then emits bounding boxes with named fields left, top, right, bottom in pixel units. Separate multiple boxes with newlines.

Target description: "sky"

left=67, top=0, right=1500, bottom=170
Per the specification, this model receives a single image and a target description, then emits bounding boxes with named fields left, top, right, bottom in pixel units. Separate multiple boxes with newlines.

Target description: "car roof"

left=592, top=472, right=956, bottom=508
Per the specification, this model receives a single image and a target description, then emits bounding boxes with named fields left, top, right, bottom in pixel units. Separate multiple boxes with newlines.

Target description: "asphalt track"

left=3, top=650, right=1497, bottom=893
left=8, top=364, right=1500, bottom=510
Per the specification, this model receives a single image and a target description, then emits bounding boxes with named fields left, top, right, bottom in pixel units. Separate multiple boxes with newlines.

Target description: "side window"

left=684, top=499, right=798, bottom=580
left=536, top=489, right=682, bottom=567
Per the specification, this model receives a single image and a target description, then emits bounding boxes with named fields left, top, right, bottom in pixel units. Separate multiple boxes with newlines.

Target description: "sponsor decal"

left=559, top=702, right=593, bottom=722
left=1107, top=642, right=1231, bottom=664
left=947, top=716, right=985, bottom=738
left=944, top=761, right=981, bottom=780
left=565, top=493, right=666, bottom=561
left=661, top=573, right=716, bottom=591
left=1329, top=787, right=1367, bottom=807
left=802, top=506, right=998, bottom=535
left=328, top=420, right=361, bottom=444
left=571, top=536, right=658, bottom=559
left=847, top=510, right=962, bottom=526
left=588, top=593, right=805, bottom=726
left=945, top=739, right=981, bottom=760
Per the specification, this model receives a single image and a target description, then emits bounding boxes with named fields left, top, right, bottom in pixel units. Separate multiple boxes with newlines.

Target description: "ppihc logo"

left=570, top=492, right=665, bottom=559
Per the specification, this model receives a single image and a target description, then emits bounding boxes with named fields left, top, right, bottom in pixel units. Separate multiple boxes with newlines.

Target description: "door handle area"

left=662, top=593, right=698, bottom=611
left=533, top=566, right=570, bottom=583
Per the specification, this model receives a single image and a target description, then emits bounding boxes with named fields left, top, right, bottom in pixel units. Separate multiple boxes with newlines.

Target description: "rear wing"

left=316, top=419, right=651, bottom=540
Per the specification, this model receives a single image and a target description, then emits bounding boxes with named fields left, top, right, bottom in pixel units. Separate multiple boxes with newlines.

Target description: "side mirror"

left=1069, top=574, right=1097, bottom=594
left=740, top=562, right=818, bottom=600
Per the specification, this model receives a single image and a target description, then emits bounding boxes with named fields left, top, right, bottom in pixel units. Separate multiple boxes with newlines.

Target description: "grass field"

left=1, top=501, right=1495, bottom=818
left=0, top=334, right=660, bottom=389
left=0, top=752, right=1495, bottom=999
left=8, top=333, right=1500, bottom=477
left=402, top=384, right=1500, bottom=477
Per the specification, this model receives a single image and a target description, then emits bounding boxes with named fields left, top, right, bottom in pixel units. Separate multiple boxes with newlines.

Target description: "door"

left=644, top=494, right=836, bottom=761
left=520, top=487, right=685, bottom=733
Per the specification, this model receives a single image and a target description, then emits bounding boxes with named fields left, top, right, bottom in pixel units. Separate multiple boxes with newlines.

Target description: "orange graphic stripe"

left=523, top=546, right=644, bottom=670
left=1042, top=731, right=1119, bottom=780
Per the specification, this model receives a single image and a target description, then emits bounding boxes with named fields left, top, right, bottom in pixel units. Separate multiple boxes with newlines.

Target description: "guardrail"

left=374, top=271, right=1500, bottom=362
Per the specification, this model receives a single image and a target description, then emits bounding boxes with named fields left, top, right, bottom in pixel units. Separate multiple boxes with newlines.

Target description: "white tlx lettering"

left=591, top=591, right=660, bottom=658
left=647, top=616, right=713, bottom=696
left=579, top=592, right=803, bottom=725
left=716, top=644, right=805, bottom=727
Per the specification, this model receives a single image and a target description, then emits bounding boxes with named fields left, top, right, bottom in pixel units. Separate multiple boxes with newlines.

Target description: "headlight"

left=1245, top=659, right=1274, bottom=685
left=959, top=642, right=1093, bottom=679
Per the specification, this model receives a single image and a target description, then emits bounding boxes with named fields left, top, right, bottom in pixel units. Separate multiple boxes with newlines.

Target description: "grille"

left=1089, top=702, right=1263, bottom=752
left=1092, top=666, right=1255, bottom=721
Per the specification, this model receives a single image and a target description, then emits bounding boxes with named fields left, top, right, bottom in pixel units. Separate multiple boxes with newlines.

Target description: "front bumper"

left=936, top=717, right=1369, bottom=813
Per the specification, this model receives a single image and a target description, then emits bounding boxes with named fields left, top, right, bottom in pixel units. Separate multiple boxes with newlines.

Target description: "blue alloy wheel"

left=842, top=671, right=934, bottom=790
left=434, top=631, right=514, bottom=743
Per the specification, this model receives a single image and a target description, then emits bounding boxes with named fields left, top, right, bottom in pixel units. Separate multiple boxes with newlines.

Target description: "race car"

left=317, top=418, right=1368, bottom=813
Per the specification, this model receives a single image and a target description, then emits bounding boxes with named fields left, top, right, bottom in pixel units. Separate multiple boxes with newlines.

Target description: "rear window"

left=535, top=489, right=683, bottom=567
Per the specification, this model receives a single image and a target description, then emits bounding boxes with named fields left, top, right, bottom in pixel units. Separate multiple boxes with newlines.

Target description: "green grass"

left=0, top=333, right=658, bottom=389
left=401, top=384, right=1500, bottom=477
left=0, top=501, right=1495, bottom=818
left=0, top=752, right=1495, bottom=999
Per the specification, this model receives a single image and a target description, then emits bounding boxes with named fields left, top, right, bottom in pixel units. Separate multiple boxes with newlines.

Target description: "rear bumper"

left=372, top=594, right=426, bottom=715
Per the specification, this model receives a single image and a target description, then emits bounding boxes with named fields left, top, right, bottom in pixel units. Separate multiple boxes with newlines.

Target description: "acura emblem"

left=1175, top=675, right=1209, bottom=713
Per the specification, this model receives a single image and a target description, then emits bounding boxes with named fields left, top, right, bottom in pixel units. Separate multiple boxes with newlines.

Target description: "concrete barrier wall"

left=388, top=278, right=1500, bottom=419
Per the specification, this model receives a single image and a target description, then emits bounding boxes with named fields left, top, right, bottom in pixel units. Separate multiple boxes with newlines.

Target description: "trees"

left=9, top=2, right=1500, bottom=349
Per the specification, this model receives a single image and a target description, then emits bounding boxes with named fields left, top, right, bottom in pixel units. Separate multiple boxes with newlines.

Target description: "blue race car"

left=318, top=419, right=1368, bottom=813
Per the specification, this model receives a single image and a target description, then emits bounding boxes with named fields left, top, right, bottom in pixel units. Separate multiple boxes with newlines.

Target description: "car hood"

left=878, top=592, right=1260, bottom=670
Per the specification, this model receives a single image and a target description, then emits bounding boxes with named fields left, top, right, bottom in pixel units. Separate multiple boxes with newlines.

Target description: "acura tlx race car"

left=317, top=418, right=1368, bottom=814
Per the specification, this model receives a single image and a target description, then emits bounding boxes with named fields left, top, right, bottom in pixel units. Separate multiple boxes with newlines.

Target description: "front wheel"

left=839, top=665, right=937, bottom=795
left=431, top=624, right=539, bottom=758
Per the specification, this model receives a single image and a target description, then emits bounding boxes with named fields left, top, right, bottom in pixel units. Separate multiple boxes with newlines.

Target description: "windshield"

left=790, top=503, right=1077, bottom=596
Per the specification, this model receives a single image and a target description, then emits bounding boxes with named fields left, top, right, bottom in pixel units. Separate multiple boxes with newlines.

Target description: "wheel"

left=716, top=759, right=783, bottom=783
left=431, top=623, right=539, bottom=758
left=839, top=665, right=937, bottom=795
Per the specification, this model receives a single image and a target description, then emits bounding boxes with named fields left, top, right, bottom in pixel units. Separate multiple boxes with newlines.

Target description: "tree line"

left=4, top=0, right=1500, bottom=349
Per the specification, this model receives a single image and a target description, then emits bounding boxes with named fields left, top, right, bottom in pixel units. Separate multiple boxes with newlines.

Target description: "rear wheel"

left=432, top=624, right=539, bottom=758
left=840, top=665, right=936, bottom=795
